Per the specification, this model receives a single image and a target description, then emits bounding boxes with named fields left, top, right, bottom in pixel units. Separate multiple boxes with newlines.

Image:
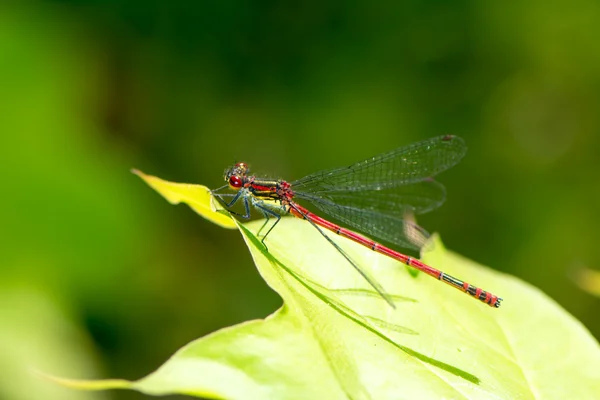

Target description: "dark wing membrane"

left=295, top=179, right=446, bottom=216
left=296, top=192, right=432, bottom=251
left=291, top=135, right=466, bottom=193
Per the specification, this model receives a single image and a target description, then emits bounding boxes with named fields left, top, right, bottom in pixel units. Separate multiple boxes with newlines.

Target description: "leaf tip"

left=131, top=168, right=147, bottom=179
left=32, top=369, right=131, bottom=391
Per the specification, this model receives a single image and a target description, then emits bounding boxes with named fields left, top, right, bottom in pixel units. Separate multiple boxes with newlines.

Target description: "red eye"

left=229, top=175, right=243, bottom=189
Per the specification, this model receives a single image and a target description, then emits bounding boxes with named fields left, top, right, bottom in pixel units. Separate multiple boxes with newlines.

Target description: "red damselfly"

left=212, top=135, right=502, bottom=308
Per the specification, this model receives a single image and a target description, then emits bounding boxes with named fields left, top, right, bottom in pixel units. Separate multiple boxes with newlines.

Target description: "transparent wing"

left=296, top=190, right=435, bottom=251
left=296, top=178, right=446, bottom=217
left=291, top=135, right=466, bottom=193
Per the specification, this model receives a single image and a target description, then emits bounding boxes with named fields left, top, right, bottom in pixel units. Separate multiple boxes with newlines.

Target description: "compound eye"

left=228, top=175, right=243, bottom=189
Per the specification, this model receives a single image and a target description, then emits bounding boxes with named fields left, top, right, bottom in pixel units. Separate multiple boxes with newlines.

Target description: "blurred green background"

left=1, top=1, right=599, bottom=399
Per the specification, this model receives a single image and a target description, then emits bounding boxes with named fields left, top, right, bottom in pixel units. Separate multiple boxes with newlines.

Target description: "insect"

left=212, top=135, right=502, bottom=308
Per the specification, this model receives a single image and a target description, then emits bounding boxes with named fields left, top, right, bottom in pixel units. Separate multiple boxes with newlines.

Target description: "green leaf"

left=53, top=172, right=600, bottom=399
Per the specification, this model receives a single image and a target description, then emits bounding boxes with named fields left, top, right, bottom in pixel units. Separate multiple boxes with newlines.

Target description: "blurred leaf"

left=572, top=267, right=600, bottom=297
left=0, top=284, right=106, bottom=400
left=55, top=174, right=600, bottom=399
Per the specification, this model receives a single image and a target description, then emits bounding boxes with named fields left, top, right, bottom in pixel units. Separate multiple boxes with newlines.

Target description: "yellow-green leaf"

left=53, top=173, right=600, bottom=399
left=132, top=169, right=236, bottom=229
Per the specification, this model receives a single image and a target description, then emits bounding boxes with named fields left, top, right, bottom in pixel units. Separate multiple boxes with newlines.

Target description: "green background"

left=1, top=1, right=599, bottom=399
